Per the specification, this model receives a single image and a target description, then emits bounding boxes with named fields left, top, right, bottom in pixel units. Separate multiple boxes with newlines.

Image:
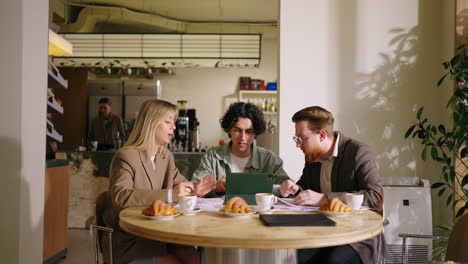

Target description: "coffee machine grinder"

left=173, top=100, right=199, bottom=152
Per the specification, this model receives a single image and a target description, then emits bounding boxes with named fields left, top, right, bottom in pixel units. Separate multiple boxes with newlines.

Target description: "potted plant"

left=405, top=44, right=467, bottom=260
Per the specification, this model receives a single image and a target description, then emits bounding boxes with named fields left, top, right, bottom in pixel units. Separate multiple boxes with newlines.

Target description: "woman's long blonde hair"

left=124, top=99, right=177, bottom=153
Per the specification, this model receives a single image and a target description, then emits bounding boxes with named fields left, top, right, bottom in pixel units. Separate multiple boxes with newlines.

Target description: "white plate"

left=181, top=208, right=201, bottom=215
left=251, top=205, right=276, bottom=213
left=221, top=210, right=257, bottom=218
left=355, top=206, right=370, bottom=211
left=319, top=210, right=354, bottom=217
left=141, top=212, right=181, bottom=220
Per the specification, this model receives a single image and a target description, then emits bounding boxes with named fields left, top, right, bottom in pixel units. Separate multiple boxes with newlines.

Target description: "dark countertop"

left=57, top=150, right=203, bottom=180
left=46, top=159, right=69, bottom=168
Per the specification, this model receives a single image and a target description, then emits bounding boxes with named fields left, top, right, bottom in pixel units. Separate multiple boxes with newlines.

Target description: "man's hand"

left=194, top=175, right=216, bottom=197
left=279, top=180, right=299, bottom=197
left=215, top=176, right=226, bottom=193
left=173, top=181, right=195, bottom=201
left=293, top=189, right=328, bottom=206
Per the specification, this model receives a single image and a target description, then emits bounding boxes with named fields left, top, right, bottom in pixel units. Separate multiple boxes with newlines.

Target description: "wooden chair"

left=90, top=191, right=114, bottom=264
left=399, top=213, right=468, bottom=263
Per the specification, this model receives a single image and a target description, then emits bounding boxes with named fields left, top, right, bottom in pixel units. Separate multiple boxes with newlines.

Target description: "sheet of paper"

left=196, top=197, right=224, bottom=212
left=275, top=197, right=319, bottom=211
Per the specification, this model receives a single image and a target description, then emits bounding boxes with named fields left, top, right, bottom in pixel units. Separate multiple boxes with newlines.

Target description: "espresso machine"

left=172, top=100, right=200, bottom=152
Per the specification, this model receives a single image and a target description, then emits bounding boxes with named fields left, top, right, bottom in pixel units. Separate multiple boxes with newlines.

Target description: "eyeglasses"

left=293, top=131, right=319, bottom=145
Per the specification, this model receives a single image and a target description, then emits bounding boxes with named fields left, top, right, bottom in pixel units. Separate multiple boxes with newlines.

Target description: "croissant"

left=321, top=198, right=351, bottom=212
left=224, top=197, right=252, bottom=213
left=142, top=200, right=179, bottom=216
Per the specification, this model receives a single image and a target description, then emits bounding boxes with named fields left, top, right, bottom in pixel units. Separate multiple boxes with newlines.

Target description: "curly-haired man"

left=193, top=102, right=290, bottom=197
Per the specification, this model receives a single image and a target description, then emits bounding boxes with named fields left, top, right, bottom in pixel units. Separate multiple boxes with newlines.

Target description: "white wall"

left=0, top=0, right=48, bottom=263
left=159, top=37, right=279, bottom=148
left=279, top=0, right=454, bottom=227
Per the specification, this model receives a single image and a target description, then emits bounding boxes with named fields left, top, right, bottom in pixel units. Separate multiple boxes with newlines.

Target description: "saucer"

left=221, top=210, right=257, bottom=218
left=354, top=206, right=370, bottom=211
left=141, top=212, right=181, bottom=220
left=181, top=208, right=201, bottom=215
left=252, top=205, right=275, bottom=213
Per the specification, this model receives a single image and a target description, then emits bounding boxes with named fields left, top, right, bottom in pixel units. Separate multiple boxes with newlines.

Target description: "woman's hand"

left=215, top=176, right=226, bottom=193
left=172, top=181, right=195, bottom=201
left=194, top=175, right=216, bottom=197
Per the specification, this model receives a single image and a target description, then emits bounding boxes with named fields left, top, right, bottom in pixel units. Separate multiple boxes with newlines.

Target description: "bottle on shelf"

left=114, top=132, right=122, bottom=150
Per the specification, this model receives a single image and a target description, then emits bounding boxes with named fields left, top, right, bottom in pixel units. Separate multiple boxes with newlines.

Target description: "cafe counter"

left=56, top=150, right=203, bottom=228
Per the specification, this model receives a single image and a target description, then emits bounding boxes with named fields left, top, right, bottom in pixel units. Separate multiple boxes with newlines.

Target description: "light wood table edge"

left=119, top=210, right=384, bottom=249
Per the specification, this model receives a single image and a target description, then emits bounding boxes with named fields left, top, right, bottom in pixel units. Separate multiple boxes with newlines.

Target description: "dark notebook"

left=259, top=214, right=336, bottom=227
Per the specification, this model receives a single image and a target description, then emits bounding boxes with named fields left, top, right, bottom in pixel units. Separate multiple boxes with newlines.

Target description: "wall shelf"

left=47, top=89, right=63, bottom=114
left=239, top=90, right=277, bottom=95
left=238, top=89, right=278, bottom=114
left=46, top=119, right=63, bottom=143
left=48, top=59, right=68, bottom=89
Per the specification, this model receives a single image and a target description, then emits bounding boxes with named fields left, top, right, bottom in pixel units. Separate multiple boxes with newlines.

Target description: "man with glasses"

left=279, top=106, right=384, bottom=264
left=192, top=102, right=289, bottom=197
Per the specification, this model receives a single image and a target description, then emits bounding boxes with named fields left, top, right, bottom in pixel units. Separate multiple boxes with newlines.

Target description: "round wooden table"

left=119, top=208, right=384, bottom=249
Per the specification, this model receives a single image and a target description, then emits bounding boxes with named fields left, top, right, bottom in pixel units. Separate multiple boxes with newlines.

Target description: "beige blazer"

left=102, top=147, right=187, bottom=264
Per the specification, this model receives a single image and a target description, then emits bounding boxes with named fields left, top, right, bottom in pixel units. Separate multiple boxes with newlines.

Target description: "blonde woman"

left=102, top=99, right=199, bottom=264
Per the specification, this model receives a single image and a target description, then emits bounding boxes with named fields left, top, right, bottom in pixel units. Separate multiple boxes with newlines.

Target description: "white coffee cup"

left=255, top=193, right=278, bottom=212
left=178, top=194, right=197, bottom=212
left=91, top=141, right=98, bottom=151
left=344, top=193, right=364, bottom=210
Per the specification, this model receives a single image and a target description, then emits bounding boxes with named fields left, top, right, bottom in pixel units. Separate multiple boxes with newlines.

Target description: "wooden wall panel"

left=43, top=165, right=70, bottom=261
left=49, top=68, right=88, bottom=150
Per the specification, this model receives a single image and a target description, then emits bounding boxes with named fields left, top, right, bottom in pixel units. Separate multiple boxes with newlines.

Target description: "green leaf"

left=422, top=147, right=427, bottom=160
left=462, top=176, right=468, bottom=188
left=431, top=125, right=437, bottom=135
left=418, top=130, right=425, bottom=139
left=461, top=147, right=467, bottom=159
left=417, top=107, right=424, bottom=120
left=436, top=225, right=452, bottom=232
left=450, top=54, right=460, bottom=66
left=431, top=182, right=445, bottom=189
left=456, top=206, right=465, bottom=218
left=431, top=146, right=438, bottom=160
left=449, top=169, right=456, bottom=184
left=437, top=73, right=448, bottom=86
left=437, top=125, right=446, bottom=134
left=405, top=125, right=416, bottom=139
left=447, top=95, right=458, bottom=108
left=447, top=193, right=453, bottom=207
left=437, top=187, right=446, bottom=197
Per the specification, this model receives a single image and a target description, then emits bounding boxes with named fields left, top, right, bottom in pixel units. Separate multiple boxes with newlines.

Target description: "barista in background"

left=89, top=97, right=125, bottom=150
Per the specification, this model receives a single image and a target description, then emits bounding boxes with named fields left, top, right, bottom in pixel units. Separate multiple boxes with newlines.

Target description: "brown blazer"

left=297, top=132, right=385, bottom=264
left=102, top=147, right=187, bottom=264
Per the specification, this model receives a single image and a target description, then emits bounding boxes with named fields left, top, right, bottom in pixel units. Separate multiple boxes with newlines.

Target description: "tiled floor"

left=59, top=228, right=95, bottom=264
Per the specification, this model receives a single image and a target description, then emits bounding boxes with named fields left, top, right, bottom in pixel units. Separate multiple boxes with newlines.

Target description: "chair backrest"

left=95, top=191, right=109, bottom=248
left=445, top=213, right=468, bottom=262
